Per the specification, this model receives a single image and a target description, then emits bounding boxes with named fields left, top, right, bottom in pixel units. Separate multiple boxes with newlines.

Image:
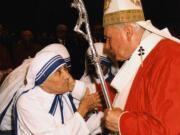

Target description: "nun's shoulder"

left=16, top=87, right=41, bottom=110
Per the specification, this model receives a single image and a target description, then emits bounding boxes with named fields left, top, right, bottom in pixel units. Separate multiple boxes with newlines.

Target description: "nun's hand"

left=77, top=88, right=102, bottom=117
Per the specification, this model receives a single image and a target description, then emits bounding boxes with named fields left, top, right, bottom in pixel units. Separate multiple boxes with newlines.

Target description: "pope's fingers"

left=104, top=108, right=111, bottom=115
left=105, top=121, right=114, bottom=131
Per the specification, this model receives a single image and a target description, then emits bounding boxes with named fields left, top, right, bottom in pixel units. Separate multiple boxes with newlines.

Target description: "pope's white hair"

left=114, top=22, right=142, bottom=32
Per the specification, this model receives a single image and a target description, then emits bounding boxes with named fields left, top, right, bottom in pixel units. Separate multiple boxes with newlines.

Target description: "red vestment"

left=120, top=39, right=180, bottom=135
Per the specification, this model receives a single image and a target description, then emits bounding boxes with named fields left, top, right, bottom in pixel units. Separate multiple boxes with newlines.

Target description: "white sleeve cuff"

left=74, top=112, right=90, bottom=134
left=71, top=80, right=86, bottom=100
left=86, top=111, right=104, bottom=133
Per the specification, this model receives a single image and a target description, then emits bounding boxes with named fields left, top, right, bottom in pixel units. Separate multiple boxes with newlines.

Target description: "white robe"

left=16, top=86, right=90, bottom=135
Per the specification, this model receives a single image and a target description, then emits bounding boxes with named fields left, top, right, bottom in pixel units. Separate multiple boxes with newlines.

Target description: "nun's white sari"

left=16, top=85, right=89, bottom=135
left=0, top=44, right=71, bottom=131
left=14, top=52, right=90, bottom=135
left=0, top=44, right=103, bottom=135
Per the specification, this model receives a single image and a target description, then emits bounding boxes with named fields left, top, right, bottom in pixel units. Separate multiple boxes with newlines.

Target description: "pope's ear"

left=123, top=24, right=133, bottom=41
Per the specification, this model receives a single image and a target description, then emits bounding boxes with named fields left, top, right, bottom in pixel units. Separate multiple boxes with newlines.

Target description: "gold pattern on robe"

left=130, top=0, right=142, bottom=7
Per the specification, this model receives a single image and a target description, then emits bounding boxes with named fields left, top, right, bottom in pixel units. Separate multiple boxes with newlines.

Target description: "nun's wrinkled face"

left=41, top=66, right=75, bottom=94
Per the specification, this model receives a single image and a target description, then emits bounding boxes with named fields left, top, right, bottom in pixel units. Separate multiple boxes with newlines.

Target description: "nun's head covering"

left=87, top=42, right=112, bottom=68
left=26, top=51, right=66, bottom=88
left=0, top=44, right=70, bottom=112
left=36, top=43, right=71, bottom=68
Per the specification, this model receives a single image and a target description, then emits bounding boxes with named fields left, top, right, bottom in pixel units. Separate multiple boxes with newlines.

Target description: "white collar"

left=137, top=20, right=180, bottom=43
left=111, top=32, right=164, bottom=93
left=111, top=32, right=164, bottom=109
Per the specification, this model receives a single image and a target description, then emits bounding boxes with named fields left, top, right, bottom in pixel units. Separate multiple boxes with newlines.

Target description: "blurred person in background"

left=11, top=29, right=42, bottom=67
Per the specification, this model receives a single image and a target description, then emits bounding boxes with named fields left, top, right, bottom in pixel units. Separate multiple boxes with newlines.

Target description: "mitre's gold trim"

left=103, top=9, right=144, bottom=26
left=104, top=0, right=111, bottom=11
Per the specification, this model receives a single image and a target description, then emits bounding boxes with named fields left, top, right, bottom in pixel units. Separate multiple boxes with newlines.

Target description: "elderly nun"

left=0, top=44, right=101, bottom=135
left=13, top=51, right=101, bottom=135
left=0, top=44, right=71, bottom=133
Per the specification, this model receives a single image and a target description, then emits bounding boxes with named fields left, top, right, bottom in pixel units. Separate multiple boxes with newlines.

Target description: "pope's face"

left=104, top=25, right=134, bottom=61
left=41, top=66, right=74, bottom=94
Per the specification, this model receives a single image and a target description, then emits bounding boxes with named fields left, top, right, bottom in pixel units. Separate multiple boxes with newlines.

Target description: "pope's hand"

left=104, top=108, right=123, bottom=132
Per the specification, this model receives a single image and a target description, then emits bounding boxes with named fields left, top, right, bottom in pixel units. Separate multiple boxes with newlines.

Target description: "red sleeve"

left=119, top=52, right=180, bottom=135
left=120, top=112, right=166, bottom=135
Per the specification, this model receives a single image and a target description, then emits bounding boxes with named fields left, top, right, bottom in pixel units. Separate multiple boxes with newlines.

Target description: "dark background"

left=0, top=0, right=179, bottom=80
left=0, top=0, right=180, bottom=37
